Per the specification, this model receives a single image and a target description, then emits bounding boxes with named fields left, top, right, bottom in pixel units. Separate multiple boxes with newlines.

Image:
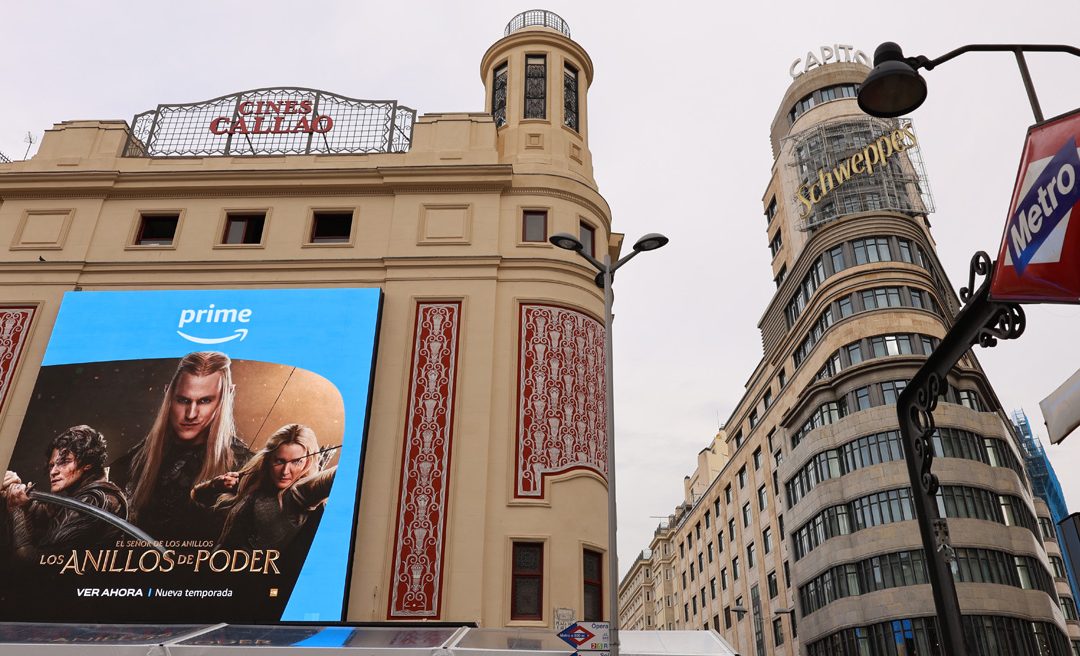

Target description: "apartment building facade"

left=620, top=53, right=1080, bottom=656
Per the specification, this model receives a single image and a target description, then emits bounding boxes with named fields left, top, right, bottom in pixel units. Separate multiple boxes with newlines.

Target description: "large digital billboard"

left=0, top=288, right=381, bottom=623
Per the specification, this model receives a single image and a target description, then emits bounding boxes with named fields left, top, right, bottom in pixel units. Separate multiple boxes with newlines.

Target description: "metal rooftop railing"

left=504, top=10, right=571, bottom=38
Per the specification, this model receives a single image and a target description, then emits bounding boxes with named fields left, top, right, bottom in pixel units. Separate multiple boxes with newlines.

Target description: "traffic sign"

left=990, top=107, right=1080, bottom=303
left=557, top=622, right=610, bottom=651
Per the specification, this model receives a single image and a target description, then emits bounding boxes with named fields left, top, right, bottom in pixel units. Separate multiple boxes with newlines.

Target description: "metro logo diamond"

left=991, top=109, right=1080, bottom=303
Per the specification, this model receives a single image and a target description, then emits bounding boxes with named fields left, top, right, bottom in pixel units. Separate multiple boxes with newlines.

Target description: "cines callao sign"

left=796, top=126, right=918, bottom=219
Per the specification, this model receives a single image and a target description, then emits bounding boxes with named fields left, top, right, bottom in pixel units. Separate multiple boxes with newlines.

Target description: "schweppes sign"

left=797, top=127, right=918, bottom=218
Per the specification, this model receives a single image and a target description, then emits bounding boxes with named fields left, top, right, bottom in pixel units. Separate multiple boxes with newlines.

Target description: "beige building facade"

left=620, top=57, right=1080, bottom=655
left=0, top=12, right=617, bottom=629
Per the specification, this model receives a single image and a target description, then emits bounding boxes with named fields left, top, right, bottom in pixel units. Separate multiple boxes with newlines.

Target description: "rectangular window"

left=524, top=55, right=546, bottom=119
left=829, top=245, right=846, bottom=273
left=708, top=542, right=714, bottom=562
left=765, top=197, right=777, bottom=224
left=763, top=388, right=773, bottom=409
left=492, top=63, right=508, bottom=127
left=579, top=221, right=596, bottom=259
left=583, top=549, right=603, bottom=621
left=763, top=527, right=773, bottom=554
left=773, top=617, right=785, bottom=646
left=846, top=342, right=863, bottom=365
left=753, top=448, right=762, bottom=470
left=135, top=213, right=179, bottom=246
left=767, top=571, right=778, bottom=598
left=310, top=210, right=353, bottom=244
left=721, top=568, right=728, bottom=590
left=769, top=231, right=783, bottom=258
left=743, top=502, right=752, bottom=527
left=738, top=466, right=747, bottom=489
left=725, top=485, right=733, bottom=504
left=710, top=577, right=717, bottom=599
left=758, top=485, right=768, bottom=512
left=222, top=212, right=265, bottom=245
left=774, top=265, right=787, bottom=289
left=747, top=542, right=756, bottom=569
left=563, top=64, right=579, bottom=130
left=522, top=210, right=548, bottom=242
left=778, top=368, right=787, bottom=388
left=733, top=557, right=740, bottom=581
left=749, top=408, right=759, bottom=428
left=511, top=542, right=543, bottom=620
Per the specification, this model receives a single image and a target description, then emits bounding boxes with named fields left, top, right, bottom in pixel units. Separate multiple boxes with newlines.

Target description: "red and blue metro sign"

left=991, top=108, right=1080, bottom=303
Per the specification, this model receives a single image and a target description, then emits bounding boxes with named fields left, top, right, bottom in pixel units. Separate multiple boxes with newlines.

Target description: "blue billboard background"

left=40, top=287, right=381, bottom=621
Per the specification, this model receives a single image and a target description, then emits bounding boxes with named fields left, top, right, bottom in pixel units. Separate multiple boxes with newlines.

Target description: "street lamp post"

left=858, top=41, right=1080, bottom=655
left=550, top=231, right=669, bottom=656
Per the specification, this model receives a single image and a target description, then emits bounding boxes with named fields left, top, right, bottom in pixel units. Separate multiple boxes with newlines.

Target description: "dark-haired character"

left=111, top=351, right=252, bottom=541
left=1, top=425, right=128, bottom=561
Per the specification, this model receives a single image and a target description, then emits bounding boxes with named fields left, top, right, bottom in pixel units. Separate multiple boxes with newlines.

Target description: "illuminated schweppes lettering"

left=797, top=127, right=918, bottom=219
left=176, top=303, right=252, bottom=344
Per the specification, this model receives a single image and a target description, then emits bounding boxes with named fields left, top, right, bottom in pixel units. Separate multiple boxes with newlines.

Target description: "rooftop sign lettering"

left=123, top=87, right=416, bottom=158
left=790, top=45, right=870, bottom=79
left=797, top=127, right=918, bottom=218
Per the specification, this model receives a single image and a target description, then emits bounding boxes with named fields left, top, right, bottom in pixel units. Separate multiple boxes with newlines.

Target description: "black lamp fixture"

left=632, top=233, right=669, bottom=252
left=857, top=42, right=928, bottom=118
left=857, top=42, right=1080, bottom=124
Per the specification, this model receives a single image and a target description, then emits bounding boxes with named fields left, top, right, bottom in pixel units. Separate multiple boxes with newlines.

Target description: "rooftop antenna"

left=23, top=132, right=34, bottom=160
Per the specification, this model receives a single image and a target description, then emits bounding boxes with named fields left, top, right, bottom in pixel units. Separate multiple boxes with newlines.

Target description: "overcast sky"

left=3, top=1, right=1080, bottom=578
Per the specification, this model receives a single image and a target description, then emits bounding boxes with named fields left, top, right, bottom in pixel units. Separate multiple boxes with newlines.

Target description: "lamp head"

left=632, top=232, right=669, bottom=252
left=549, top=232, right=584, bottom=252
left=857, top=41, right=928, bottom=118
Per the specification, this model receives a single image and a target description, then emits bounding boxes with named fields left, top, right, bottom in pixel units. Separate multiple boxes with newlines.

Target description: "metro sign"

left=990, top=108, right=1080, bottom=303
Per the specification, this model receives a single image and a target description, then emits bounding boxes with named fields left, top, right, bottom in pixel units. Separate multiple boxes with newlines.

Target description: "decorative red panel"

left=0, top=307, right=34, bottom=415
left=388, top=302, right=461, bottom=619
left=516, top=304, right=607, bottom=498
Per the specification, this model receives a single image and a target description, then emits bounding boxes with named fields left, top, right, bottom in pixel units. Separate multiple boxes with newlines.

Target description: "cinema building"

left=0, top=11, right=618, bottom=632
left=619, top=53, right=1080, bottom=654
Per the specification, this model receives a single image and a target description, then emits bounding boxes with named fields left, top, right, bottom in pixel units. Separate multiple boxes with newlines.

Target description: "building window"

left=774, top=264, right=788, bottom=289
left=765, top=197, right=777, bottom=224
left=753, top=447, right=762, bottom=470
left=492, top=63, right=508, bottom=127
left=738, top=466, right=747, bottom=489
left=583, top=549, right=603, bottom=621
left=222, top=211, right=265, bottom=245
left=763, top=388, right=773, bottom=409
left=524, top=55, right=546, bottom=119
left=773, top=617, right=785, bottom=646
left=747, top=542, right=756, bottom=569
left=725, top=485, right=732, bottom=504
left=733, top=557, right=740, bottom=581
left=881, top=380, right=908, bottom=405
left=742, top=502, right=752, bottom=528
left=1051, top=555, right=1068, bottom=578
left=778, top=368, right=787, bottom=388
left=767, top=571, right=778, bottom=598
left=310, top=210, right=353, bottom=244
left=135, top=213, right=179, bottom=246
left=724, top=607, right=732, bottom=629
left=762, top=527, right=773, bottom=554
left=563, top=64, right=579, bottom=130
left=579, top=221, right=596, bottom=258
left=511, top=542, right=543, bottom=620
left=758, top=485, right=768, bottom=512
left=728, top=518, right=736, bottom=542
left=522, top=210, right=548, bottom=242
left=721, top=567, right=728, bottom=590
left=769, top=230, right=783, bottom=258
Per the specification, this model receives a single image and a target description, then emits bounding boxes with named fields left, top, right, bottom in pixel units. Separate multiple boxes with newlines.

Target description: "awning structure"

left=0, top=624, right=740, bottom=656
